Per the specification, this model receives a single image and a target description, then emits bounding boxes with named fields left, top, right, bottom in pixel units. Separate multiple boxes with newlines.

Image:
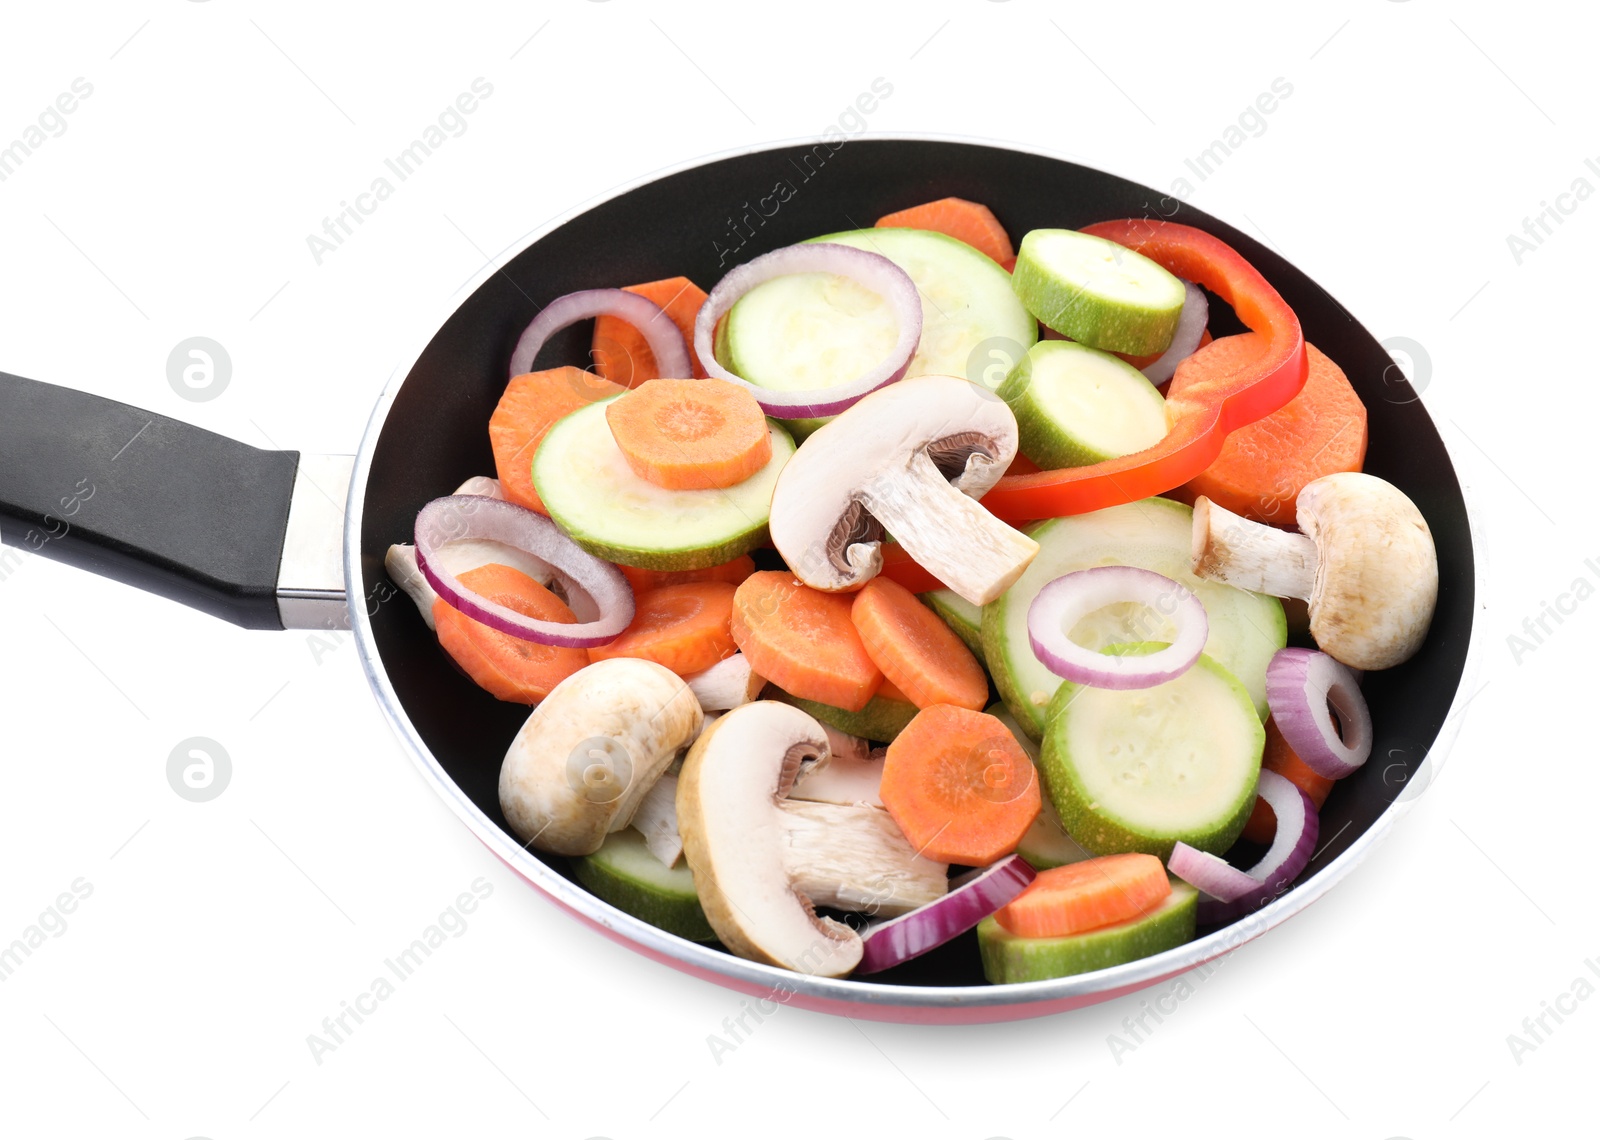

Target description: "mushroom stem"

left=683, top=653, right=765, bottom=711
left=856, top=450, right=1040, bottom=606
left=453, top=475, right=504, bottom=499
left=790, top=729, right=883, bottom=807
left=777, top=800, right=947, bottom=916
left=1191, top=496, right=1318, bottom=599
left=819, top=724, right=871, bottom=764
left=385, top=543, right=441, bottom=628
left=630, top=772, right=683, bottom=867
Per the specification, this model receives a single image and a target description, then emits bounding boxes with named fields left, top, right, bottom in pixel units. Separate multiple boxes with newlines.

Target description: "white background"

left=0, top=2, right=1593, bottom=1137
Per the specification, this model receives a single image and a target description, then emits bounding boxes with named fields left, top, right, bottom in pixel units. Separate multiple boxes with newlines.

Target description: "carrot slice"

left=490, top=367, right=625, bottom=513
left=875, top=677, right=913, bottom=703
left=432, top=564, right=589, bottom=704
left=1241, top=718, right=1337, bottom=844
left=993, top=854, right=1171, bottom=939
left=605, top=377, right=772, bottom=490
left=592, top=276, right=709, bottom=386
left=587, top=581, right=737, bottom=676
left=730, top=571, right=881, bottom=711
left=876, top=197, right=1015, bottom=266
left=618, top=554, right=754, bottom=596
left=1170, top=336, right=1367, bottom=525
left=880, top=705, right=1041, bottom=865
left=851, top=578, right=989, bottom=710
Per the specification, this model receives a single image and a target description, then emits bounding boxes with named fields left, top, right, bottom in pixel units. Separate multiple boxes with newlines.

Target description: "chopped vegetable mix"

left=386, top=196, right=1439, bottom=986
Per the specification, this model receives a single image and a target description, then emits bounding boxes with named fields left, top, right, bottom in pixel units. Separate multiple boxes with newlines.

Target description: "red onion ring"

left=1265, top=648, right=1373, bottom=779
left=856, top=855, right=1036, bottom=974
left=1168, top=770, right=1319, bottom=926
left=507, top=288, right=691, bottom=380
left=1027, top=567, right=1208, bottom=689
left=414, top=495, right=634, bottom=648
left=1140, top=279, right=1208, bottom=384
left=694, top=242, right=923, bottom=418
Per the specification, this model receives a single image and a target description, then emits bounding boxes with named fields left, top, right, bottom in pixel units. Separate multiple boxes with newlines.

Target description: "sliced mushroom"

left=768, top=374, right=1039, bottom=606
left=790, top=726, right=885, bottom=806
left=1191, top=472, right=1439, bottom=670
left=683, top=652, right=766, bottom=711
left=630, top=772, right=683, bottom=867
left=676, top=700, right=862, bottom=975
left=499, top=658, right=703, bottom=856
left=453, top=475, right=505, bottom=499
left=777, top=800, right=945, bottom=915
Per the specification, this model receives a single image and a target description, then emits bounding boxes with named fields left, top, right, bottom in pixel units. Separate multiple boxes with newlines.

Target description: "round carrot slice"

left=850, top=577, right=989, bottom=710
left=490, top=367, right=624, bottom=514
left=730, top=571, right=881, bottom=712
left=605, top=377, right=772, bottom=490
left=591, top=276, right=710, bottom=386
left=880, top=705, right=1041, bottom=865
left=992, top=854, right=1171, bottom=939
left=876, top=197, right=1015, bottom=265
left=587, top=581, right=738, bottom=677
left=432, top=563, right=589, bottom=704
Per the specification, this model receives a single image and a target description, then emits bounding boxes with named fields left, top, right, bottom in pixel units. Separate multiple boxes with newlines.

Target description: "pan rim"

left=344, top=132, right=1485, bottom=1016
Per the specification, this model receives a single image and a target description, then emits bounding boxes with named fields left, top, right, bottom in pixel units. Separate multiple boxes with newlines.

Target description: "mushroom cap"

left=1297, top=472, right=1439, bottom=670
left=767, top=375, right=1019, bottom=591
left=499, top=658, right=703, bottom=856
left=676, top=700, right=864, bottom=976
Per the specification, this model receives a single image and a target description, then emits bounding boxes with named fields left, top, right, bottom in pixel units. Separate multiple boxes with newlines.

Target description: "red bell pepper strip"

left=979, top=219, right=1307, bottom=522
left=880, top=542, right=952, bottom=594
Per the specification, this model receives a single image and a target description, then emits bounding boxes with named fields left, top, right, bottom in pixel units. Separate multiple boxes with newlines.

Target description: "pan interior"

left=357, top=140, right=1474, bottom=990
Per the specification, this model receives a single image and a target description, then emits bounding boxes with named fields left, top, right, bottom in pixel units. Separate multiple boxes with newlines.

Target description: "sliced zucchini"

left=978, top=881, right=1197, bottom=982
left=533, top=398, right=794, bottom=570
left=769, top=686, right=919, bottom=744
left=719, top=227, right=1037, bottom=436
left=981, top=497, right=1285, bottom=739
left=999, top=340, right=1169, bottom=469
left=984, top=704, right=1093, bottom=870
left=573, top=828, right=716, bottom=942
left=1010, top=228, right=1186, bottom=354
left=1040, top=647, right=1264, bottom=859
left=921, top=589, right=985, bottom=658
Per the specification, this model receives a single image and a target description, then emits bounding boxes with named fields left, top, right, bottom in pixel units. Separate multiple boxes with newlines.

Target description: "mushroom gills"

left=790, top=729, right=885, bottom=807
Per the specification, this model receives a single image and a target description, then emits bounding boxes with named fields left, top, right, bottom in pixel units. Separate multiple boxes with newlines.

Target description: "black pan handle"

left=0, top=371, right=349, bottom=630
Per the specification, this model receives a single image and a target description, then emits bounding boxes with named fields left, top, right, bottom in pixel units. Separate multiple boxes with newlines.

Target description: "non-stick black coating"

left=359, top=140, right=1474, bottom=986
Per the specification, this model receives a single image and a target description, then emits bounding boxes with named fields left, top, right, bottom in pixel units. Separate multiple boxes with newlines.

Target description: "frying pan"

left=0, top=138, right=1476, bottom=1023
